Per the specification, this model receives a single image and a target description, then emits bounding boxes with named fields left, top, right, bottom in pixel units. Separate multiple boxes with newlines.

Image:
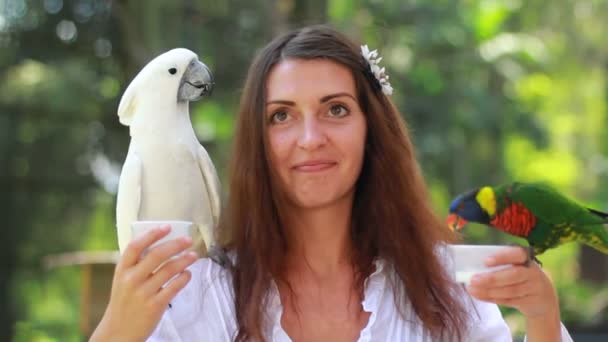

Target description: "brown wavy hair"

left=219, top=25, right=469, bottom=341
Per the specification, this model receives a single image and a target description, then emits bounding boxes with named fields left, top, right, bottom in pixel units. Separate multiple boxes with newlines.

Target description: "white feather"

left=116, top=152, right=142, bottom=252
left=115, top=48, right=220, bottom=256
left=197, top=145, right=222, bottom=234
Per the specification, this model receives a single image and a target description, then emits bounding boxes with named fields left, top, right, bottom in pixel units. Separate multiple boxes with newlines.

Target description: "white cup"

left=131, top=220, right=196, bottom=257
left=446, top=244, right=513, bottom=285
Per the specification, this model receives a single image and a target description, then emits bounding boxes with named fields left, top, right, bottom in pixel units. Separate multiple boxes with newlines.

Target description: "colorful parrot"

left=447, top=182, right=608, bottom=258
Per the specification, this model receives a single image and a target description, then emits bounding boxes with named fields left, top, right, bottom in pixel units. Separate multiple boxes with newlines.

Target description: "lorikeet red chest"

left=490, top=200, right=537, bottom=238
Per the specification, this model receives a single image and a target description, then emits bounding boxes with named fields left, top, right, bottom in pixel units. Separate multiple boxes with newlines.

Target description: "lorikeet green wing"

left=494, top=182, right=608, bottom=255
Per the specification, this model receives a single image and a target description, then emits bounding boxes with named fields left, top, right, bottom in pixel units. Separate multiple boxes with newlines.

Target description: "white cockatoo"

left=115, top=48, right=220, bottom=258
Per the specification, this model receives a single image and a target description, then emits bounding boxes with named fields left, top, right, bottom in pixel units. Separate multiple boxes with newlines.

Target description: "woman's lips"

left=292, top=160, right=337, bottom=172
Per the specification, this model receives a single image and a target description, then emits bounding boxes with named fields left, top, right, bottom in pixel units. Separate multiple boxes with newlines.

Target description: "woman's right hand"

left=90, top=225, right=198, bottom=342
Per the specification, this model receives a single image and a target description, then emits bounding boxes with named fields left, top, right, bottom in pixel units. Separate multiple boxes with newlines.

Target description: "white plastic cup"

left=131, top=220, right=196, bottom=257
left=446, top=245, right=513, bottom=285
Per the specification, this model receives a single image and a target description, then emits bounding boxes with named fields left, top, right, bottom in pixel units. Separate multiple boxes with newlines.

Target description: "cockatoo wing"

left=116, top=152, right=142, bottom=252
left=197, top=146, right=221, bottom=226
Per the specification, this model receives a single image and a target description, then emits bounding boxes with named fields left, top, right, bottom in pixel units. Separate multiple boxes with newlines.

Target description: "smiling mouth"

left=293, top=162, right=337, bottom=172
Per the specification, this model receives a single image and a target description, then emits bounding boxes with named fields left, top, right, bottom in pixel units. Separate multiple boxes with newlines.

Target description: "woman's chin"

left=289, top=191, right=352, bottom=210
left=292, top=198, right=332, bottom=210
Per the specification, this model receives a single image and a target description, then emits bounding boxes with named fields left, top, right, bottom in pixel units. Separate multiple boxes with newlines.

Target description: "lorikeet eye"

left=458, top=202, right=464, bottom=211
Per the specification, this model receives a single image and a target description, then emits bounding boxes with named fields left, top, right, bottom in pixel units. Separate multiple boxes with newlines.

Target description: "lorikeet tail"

left=586, top=239, right=608, bottom=254
left=587, top=208, right=608, bottom=221
left=583, top=208, right=608, bottom=254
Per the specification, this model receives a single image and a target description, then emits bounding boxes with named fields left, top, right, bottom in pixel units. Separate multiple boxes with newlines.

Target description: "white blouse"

left=147, top=258, right=573, bottom=341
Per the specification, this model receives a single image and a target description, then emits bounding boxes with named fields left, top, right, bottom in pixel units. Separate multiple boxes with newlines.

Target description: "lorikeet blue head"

left=447, top=187, right=493, bottom=230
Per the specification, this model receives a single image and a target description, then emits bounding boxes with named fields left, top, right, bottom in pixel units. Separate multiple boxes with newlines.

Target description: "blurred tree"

left=0, top=0, right=252, bottom=339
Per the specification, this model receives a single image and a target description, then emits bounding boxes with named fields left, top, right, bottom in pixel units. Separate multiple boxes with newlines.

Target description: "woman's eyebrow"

left=266, top=99, right=294, bottom=106
left=320, top=92, right=356, bottom=103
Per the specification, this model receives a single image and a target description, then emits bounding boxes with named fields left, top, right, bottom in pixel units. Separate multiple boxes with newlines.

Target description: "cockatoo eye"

left=168, top=68, right=177, bottom=75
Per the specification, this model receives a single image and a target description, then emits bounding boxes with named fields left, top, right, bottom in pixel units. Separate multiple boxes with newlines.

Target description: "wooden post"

left=43, top=251, right=120, bottom=339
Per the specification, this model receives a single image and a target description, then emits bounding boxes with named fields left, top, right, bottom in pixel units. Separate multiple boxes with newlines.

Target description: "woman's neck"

left=284, top=196, right=354, bottom=278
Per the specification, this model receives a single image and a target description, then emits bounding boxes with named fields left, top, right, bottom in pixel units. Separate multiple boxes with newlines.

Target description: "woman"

left=91, top=25, right=572, bottom=341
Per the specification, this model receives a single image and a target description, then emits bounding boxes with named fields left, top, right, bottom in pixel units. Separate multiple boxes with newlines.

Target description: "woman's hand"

left=466, top=246, right=562, bottom=341
left=90, top=225, right=198, bottom=342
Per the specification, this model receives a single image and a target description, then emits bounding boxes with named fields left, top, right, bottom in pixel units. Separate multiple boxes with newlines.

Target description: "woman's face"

left=265, top=58, right=367, bottom=210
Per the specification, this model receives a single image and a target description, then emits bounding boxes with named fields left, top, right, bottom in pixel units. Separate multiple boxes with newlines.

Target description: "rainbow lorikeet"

left=447, top=182, right=608, bottom=257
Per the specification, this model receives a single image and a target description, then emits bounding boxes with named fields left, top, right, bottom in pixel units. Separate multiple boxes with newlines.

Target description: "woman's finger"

left=118, top=225, right=171, bottom=271
left=480, top=295, right=530, bottom=309
left=468, top=279, right=533, bottom=301
left=154, top=270, right=192, bottom=306
left=135, top=236, right=193, bottom=278
left=470, top=265, right=529, bottom=288
left=142, top=251, right=198, bottom=295
left=485, top=246, right=528, bottom=267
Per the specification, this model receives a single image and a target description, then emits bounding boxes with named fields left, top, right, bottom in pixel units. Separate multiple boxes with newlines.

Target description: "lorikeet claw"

left=509, top=244, right=542, bottom=267
left=522, top=245, right=536, bottom=267
left=526, top=245, right=543, bottom=267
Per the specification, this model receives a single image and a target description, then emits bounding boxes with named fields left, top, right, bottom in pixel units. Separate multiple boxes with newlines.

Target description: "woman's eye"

left=328, top=104, right=349, bottom=117
left=269, top=110, right=289, bottom=123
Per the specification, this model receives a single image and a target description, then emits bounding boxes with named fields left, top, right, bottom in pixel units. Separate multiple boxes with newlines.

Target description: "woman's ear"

left=117, top=81, right=138, bottom=126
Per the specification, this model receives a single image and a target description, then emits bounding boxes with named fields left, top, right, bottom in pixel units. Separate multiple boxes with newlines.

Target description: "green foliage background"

left=1, top=0, right=607, bottom=340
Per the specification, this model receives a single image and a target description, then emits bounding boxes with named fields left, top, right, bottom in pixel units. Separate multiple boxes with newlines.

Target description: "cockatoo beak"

left=447, top=213, right=467, bottom=231
left=178, top=59, right=214, bottom=102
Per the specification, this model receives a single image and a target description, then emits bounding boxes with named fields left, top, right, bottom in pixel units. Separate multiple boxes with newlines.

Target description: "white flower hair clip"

left=361, top=45, right=393, bottom=96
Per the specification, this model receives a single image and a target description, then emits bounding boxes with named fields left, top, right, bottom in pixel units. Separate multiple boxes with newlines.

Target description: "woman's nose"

left=297, top=116, right=328, bottom=150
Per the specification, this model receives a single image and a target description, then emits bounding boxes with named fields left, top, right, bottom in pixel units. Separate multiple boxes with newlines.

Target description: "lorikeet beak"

left=447, top=213, right=468, bottom=231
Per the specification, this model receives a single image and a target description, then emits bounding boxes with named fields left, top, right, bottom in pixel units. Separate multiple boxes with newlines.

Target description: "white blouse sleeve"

left=465, top=297, right=574, bottom=342
left=146, top=258, right=238, bottom=341
left=522, top=322, right=574, bottom=342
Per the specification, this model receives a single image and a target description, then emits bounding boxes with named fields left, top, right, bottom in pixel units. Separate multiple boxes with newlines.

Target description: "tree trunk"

left=0, top=108, right=18, bottom=341
left=579, top=245, right=608, bottom=284
left=272, top=0, right=327, bottom=36
left=579, top=60, right=608, bottom=284
left=290, top=0, right=327, bottom=26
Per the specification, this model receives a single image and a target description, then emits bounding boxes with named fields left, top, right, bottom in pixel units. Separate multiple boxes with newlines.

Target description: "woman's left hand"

left=466, top=246, right=559, bottom=319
